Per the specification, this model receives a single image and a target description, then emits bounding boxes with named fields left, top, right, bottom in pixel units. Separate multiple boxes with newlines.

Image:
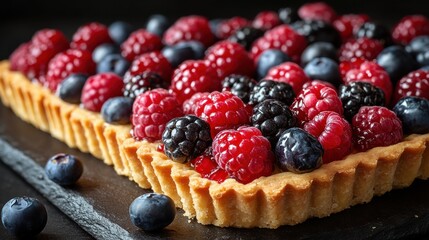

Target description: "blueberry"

left=376, top=45, right=419, bottom=84
left=57, top=74, right=88, bottom=104
left=275, top=127, right=323, bottom=173
left=393, top=96, right=429, bottom=134
left=256, top=49, right=291, bottom=79
left=420, top=65, right=429, bottom=71
left=176, top=41, right=205, bottom=60
left=209, top=19, right=224, bottom=39
left=92, top=43, right=120, bottom=63
left=304, top=57, right=341, bottom=87
left=278, top=7, right=300, bottom=24
left=101, top=97, right=134, bottom=124
left=1, top=197, right=47, bottom=237
left=145, top=14, right=170, bottom=37
left=416, top=50, right=429, bottom=67
left=161, top=44, right=195, bottom=68
left=108, top=21, right=134, bottom=45
left=129, top=193, right=176, bottom=231
left=301, top=42, right=338, bottom=67
left=355, top=22, right=393, bottom=46
left=406, top=35, right=429, bottom=55
left=97, top=54, right=130, bottom=77
left=45, top=153, right=83, bottom=186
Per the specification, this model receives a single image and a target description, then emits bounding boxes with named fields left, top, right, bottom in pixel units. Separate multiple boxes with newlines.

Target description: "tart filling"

left=1, top=61, right=429, bottom=228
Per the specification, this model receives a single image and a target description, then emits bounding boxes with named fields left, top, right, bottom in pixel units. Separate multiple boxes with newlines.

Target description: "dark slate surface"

left=1, top=96, right=429, bottom=239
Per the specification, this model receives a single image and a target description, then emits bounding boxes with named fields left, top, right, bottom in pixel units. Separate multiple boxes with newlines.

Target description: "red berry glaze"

left=70, top=22, right=112, bottom=52
left=124, top=51, right=173, bottom=83
left=205, top=40, right=254, bottom=80
left=304, top=111, right=352, bottom=163
left=333, top=14, right=369, bottom=41
left=163, top=15, right=214, bottom=47
left=392, top=15, right=429, bottom=45
left=264, top=62, right=310, bottom=94
left=217, top=17, right=250, bottom=39
left=250, top=25, right=307, bottom=63
left=339, top=37, right=383, bottom=61
left=195, top=91, right=251, bottom=138
left=81, top=73, right=124, bottom=112
left=252, top=11, right=281, bottom=30
left=212, top=126, right=274, bottom=184
left=120, top=29, right=163, bottom=61
left=45, top=49, right=95, bottom=92
left=298, top=2, right=337, bottom=23
left=170, top=60, right=220, bottom=104
left=182, top=92, right=210, bottom=115
left=352, top=106, right=403, bottom=151
left=132, top=88, right=183, bottom=141
left=190, top=151, right=229, bottom=183
left=290, top=84, right=343, bottom=126
left=393, top=70, right=429, bottom=104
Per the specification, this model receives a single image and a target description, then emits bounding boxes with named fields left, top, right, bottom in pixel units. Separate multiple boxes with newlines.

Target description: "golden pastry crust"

left=1, top=60, right=429, bottom=228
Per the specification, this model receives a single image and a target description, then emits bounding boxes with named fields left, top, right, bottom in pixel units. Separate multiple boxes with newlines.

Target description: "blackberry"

left=339, top=82, right=385, bottom=121
left=275, top=127, right=323, bottom=173
left=228, top=26, right=264, bottom=51
left=123, top=72, right=166, bottom=99
left=355, top=22, right=393, bottom=46
left=291, top=20, right=341, bottom=47
left=162, top=115, right=212, bottom=163
left=222, top=74, right=257, bottom=103
left=251, top=99, right=298, bottom=146
left=249, top=79, right=295, bottom=106
left=278, top=7, right=301, bottom=24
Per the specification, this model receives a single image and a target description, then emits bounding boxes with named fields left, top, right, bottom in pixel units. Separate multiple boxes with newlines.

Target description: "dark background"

left=2, top=0, right=429, bottom=60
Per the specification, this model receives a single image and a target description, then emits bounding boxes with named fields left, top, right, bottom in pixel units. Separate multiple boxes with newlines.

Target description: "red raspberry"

left=393, top=70, right=429, bottom=105
left=32, top=29, right=69, bottom=53
left=250, top=25, right=307, bottom=63
left=9, top=42, right=30, bottom=71
left=392, top=15, right=429, bottom=45
left=120, top=29, right=163, bottom=61
left=333, top=14, right=370, bottom=41
left=194, top=91, right=251, bottom=138
left=81, top=73, right=124, bottom=112
left=45, top=49, right=96, bottom=92
left=290, top=84, right=343, bottom=126
left=205, top=40, right=254, bottom=80
left=190, top=150, right=229, bottom=183
left=344, top=61, right=392, bottom=104
left=339, top=37, right=383, bottom=61
left=302, top=80, right=336, bottom=92
left=124, top=51, right=173, bottom=83
left=212, top=126, right=274, bottom=184
left=352, top=106, right=403, bottom=151
left=182, top=92, right=210, bottom=115
left=252, top=11, right=281, bottom=30
left=264, top=62, right=310, bottom=94
left=298, top=2, right=337, bottom=23
left=304, top=111, right=352, bottom=163
left=216, top=17, right=250, bottom=39
left=132, top=88, right=183, bottom=141
left=170, top=60, right=220, bottom=104
left=339, top=57, right=366, bottom=79
left=163, top=15, right=214, bottom=47
left=70, top=22, right=112, bottom=52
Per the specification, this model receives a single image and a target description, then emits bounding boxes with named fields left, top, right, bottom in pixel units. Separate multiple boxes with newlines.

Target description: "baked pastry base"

left=1, top=60, right=429, bottom=228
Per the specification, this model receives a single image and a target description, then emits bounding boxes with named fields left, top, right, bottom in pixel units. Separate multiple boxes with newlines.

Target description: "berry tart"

left=2, top=2, right=429, bottom=229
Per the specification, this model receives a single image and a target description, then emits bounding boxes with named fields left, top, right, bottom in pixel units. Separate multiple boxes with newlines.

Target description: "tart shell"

left=1, top=60, right=429, bottom=228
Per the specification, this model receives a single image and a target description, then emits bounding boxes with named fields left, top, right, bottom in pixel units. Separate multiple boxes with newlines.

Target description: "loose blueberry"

left=45, top=153, right=83, bottom=186
left=92, top=43, right=120, bottom=63
left=175, top=41, right=205, bottom=60
left=275, top=127, right=323, bottom=173
left=97, top=54, right=130, bottom=77
left=145, top=14, right=170, bottom=37
left=108, top=21, right=134, bottom=45
left=304, top=57, right=341, bottom=87
left=161, top=44, right=195, bottom=68
left=57, top=74, right=88, bottom=104
left=376, top=45, right=419, bottom=84
left=256, top=49, right=291, bottom=79
left=393, top=96, right=429, bottom=134
left=1, top=197, right=47, bottom=237
left=301, top=42, right=338, bottom=67
left=405, top=35, right=429, bottom=55
left=129, top=193, right=176, bottom=232
left=101, top=97, right=134, bottom=124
